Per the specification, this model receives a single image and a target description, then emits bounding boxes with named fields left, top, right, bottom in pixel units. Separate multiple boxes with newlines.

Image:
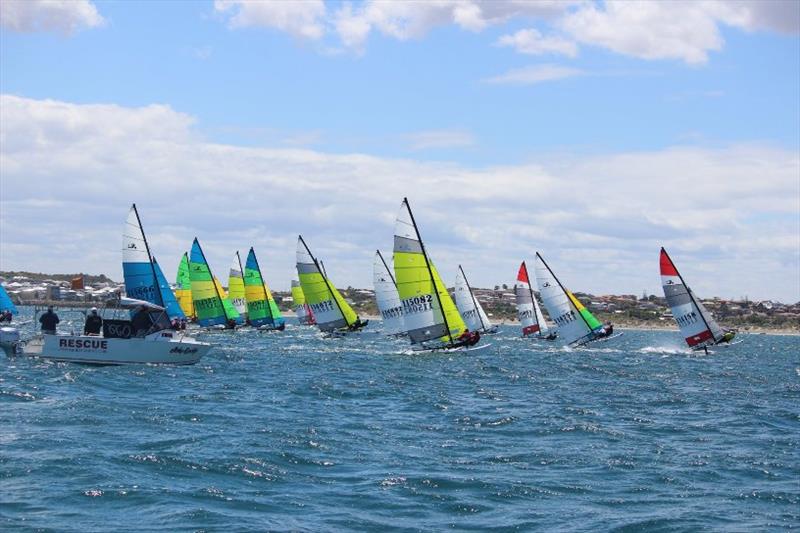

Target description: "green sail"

left=189, top=239, right=227, bottom=327
left=244, top=247, right=285, bottom=328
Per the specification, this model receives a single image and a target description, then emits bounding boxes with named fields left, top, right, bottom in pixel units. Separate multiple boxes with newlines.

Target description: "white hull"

left=23, top=332, right=211, bottom=365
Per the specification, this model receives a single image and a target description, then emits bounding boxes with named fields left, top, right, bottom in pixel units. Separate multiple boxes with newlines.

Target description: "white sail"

left=122, top=205, right=150, bottom=266
left=514, top=261, right=550, bottom=337
left=660, top=248, right=724, bottom=348
left=228, top=254, right=247, bottom=316
left=373, top=251, right=405, bottom=336
left=453, top=266, right=493, bottom=333
left=534, top=253, right=595, bottom=346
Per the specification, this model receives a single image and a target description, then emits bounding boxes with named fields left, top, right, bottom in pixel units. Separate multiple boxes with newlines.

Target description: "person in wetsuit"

left=39, top=306, right=60, bottom=334
left=84, top=307, right=103, bottom=335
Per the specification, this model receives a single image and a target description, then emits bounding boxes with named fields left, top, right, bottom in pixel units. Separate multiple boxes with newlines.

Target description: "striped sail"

left=214, top=277, right=243, bottom=324
left=296, top=236, right=359, bottom=332
left=660, top=248, right=724, bottom=348
left=291, top=280, right=315, bottom=325
left=0, top=283, right=18, bottom=315
left=122, top=205, right=162, bottom=306
left=453, top=266, right=493, bottom=333
left=244, top=247, right=285, bottom=329
left=514, top=261, right=550, bottom=337
left=393, top=198, right=467, bottom=346
left=373, top=250, right=405, bottom=335
left=534, top=252, right=603, bottom=346
left=188, top=238, right=228, bottom=327
left=175, top=252, right=195, bottom=319
left=228, top=253, right=248, bottom=318
left=152, top=257, right=186, bottom=320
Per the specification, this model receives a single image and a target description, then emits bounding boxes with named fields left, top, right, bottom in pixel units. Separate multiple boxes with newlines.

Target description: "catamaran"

left=534, top=252, right=618, bottom=347
left=175, top=252, right=195, bottom=320
left=660, top=247, right=736, bottom=352
left=373, top=250, right=405, bottom=336
left=244, top=247, right=286, bottom=331
left=228, top=252, right=248, bottom=319
left=291, top=280, right=315, bottom=325
left=393, top=198, right=485, bottom=352
left=296, top=235, right=368, bottom=334
left=514, top=261, right=557, bottom=340
left=189, top=238, right=242, bottom=328
left=453, top=265, right=498, bottom=335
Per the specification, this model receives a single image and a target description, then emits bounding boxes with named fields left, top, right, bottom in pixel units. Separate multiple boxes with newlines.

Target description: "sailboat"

left=175, top=252, right=195, bottom=320
left=19, top=205, right=211, bottom=365
left=189, top=238, right=242, bottom=328
left=291, top=280, right=315, bottom=325
left=393, top=198, right=485, bottom=352
left=0, top=283, right=18, bottom=318
left=514, top=261, right=557, bottom=340
left=660, top=248, right=736, bottom=352
left=453, top=265, right=498, bottom=335
left=228, top=252, right=248, bottom=319
left=373, top=250, right=405, bottom=336
left=534, top=252, right=618, bottom=347
left=244, top=247, right=286, bottom=330
left=296, top=235, right=368, bottom=334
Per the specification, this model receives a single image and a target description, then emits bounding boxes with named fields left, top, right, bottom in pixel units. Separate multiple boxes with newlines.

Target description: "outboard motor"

left=0, top=327, right=21, bottom=356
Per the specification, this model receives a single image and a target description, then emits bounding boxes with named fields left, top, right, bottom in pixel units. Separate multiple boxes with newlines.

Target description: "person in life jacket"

left=83, top=308, right=103, bottom=336
left=225, top=318, right=237, bottom=330
left=457, top=329, right=480, bottom=347
left=0, top=309, right=12, bottom=323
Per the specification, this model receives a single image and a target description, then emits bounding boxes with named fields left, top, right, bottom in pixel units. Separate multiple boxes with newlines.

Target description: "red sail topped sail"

left=660, top=248, right=679, bottom=276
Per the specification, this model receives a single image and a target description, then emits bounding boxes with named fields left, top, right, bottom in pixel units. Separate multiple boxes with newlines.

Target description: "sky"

left=0, top=0, right=798, bottom=302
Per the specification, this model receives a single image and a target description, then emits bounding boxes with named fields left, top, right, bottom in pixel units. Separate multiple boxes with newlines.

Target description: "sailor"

left=604, top=322, right=614, bottom=336
left=84, top=307, right=103, bottom=336
left=39, top=306, right=60, bottom=334
left=0, top=309, right=11, bottom=323
left=225, top=318, right=237, bottom=330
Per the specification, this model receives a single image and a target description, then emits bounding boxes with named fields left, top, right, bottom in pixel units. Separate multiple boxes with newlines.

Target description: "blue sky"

left=1, top=0, right=799, bottom=301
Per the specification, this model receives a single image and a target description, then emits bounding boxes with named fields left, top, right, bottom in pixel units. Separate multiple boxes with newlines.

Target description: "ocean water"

left=1, top=307, right=798, bottom=531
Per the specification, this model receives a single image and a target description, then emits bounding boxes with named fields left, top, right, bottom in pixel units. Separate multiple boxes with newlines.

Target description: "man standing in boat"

left=39, top=306, right=60, bottom=334
left=84, top=307, right=103, bottom=336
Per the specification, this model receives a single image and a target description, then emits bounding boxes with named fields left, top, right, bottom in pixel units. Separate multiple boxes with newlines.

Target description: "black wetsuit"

left=39, top=311, right=60, bottom=333
left=84, top=314, right=103, bottom=335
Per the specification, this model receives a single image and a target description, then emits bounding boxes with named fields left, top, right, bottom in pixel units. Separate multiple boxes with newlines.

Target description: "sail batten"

left=515, top=261, right=551, bottom=337
left=374, top=250, right=405, bottom=336
left=660, top=248, right=725, bottom=348
left=454, top=265, right=493, bottom=333
left=534, top=252, right=604, bottom=346
left=393, top=198, right=468, bottom=346
left=244, top=247, right=285, bottom=329
left=296, top=236, right=360, bottom=332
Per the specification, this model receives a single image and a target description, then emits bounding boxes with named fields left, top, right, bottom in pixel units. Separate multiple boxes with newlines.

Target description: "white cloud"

left=405, top=129, right=475, bottom=150
left=482, top=64, right=584, bottom=85
left=561, top=0, right=800, bottom=65
left=214, top=0, right=327, bottom=40
left=0, top=0, right=104, bottom=35
left=1, top=95, right=798, bottom=301
left=496, top=28, right=578, bottom=57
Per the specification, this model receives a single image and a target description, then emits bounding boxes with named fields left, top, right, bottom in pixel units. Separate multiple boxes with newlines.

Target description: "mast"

left=131, top=203, right=165, bottom=307
left=403, top=197, right=454, bottom=344
left=249, top=247, right=274, bottom=321
left=194, top=237, right=227, bottom=313
left=376, top=249, right=398, bottom=288
left=661, top=247, right=716, bottom=341
left=536, top=252, right=594, bottom=332
left=522, top=261, right=542, bottom=332
left=299, top=235, right=350, bottom=324
left=459, top=265, right=486, bottom=332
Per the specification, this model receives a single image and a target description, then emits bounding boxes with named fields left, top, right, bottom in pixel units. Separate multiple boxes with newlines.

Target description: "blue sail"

left=153, top=257, right=186, bottom=321
left=0, top=283, right=18, bottom=315
left=122, top=205, right=164, bottom=307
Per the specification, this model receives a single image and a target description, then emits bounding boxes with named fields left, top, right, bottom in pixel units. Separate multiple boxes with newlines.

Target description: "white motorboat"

left=23, top=298, right=211, bottom=365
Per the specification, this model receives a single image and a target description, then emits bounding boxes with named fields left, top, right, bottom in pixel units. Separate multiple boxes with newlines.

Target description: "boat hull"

left=24, top=333, right=211, bottom=365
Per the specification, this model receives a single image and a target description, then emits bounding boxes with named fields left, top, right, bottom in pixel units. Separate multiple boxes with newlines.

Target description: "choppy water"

left=1, top=307, right=798, bottom=531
